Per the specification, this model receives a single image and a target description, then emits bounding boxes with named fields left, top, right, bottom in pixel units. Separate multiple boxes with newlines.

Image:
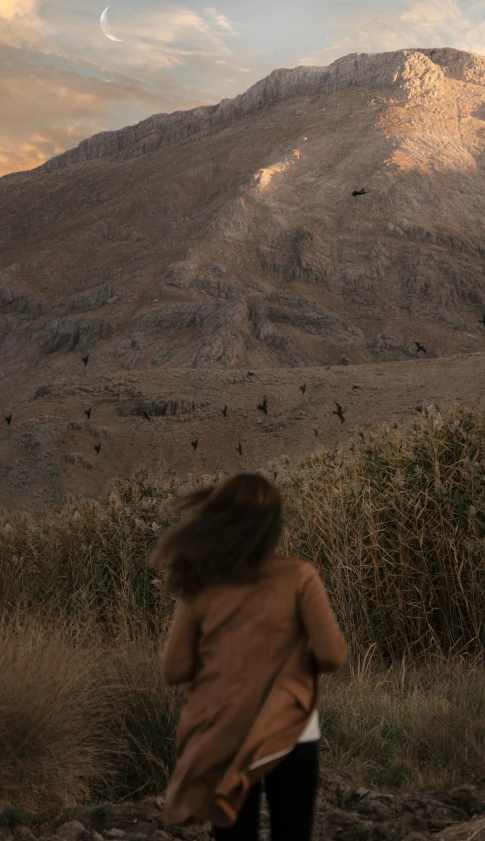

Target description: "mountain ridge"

left=18, top=47, right=485, bottom=174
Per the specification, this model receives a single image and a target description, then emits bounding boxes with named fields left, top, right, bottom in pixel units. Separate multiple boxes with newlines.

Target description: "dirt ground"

left=3, top=771, right=485, bottom=841
left=1, top=353, right=485, bottom=513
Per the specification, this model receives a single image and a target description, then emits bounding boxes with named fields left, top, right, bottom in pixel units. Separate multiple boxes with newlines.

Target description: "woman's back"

left=155, top=472, right=348, bottom=833
left=192, top=554, right=304, bottom=689
left=161, top=552, right=348, bottom=827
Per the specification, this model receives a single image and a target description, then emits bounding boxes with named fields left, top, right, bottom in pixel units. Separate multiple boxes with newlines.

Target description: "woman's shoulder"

left=271, top=553, right=318, bottom=576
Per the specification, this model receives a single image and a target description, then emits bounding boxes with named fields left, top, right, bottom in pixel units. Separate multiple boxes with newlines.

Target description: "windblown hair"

left=150, top=473, right=283, bottom=598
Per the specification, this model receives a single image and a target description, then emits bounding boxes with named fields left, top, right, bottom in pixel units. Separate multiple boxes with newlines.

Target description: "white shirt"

left=248, top=709, right=320, bottom=771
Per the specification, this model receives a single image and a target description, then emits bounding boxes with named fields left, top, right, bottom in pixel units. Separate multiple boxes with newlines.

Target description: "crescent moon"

left=100, top=6, right=124, bottom=42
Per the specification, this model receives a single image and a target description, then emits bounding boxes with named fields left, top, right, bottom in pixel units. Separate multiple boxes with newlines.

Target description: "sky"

left=1, top=0, right=485, bottom=177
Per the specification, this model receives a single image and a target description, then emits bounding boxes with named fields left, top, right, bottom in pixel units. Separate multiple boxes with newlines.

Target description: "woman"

left=149, top=472, right=348, bottom=841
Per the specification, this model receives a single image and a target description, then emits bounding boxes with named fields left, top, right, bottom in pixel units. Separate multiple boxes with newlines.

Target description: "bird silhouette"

left=82, top=354, right=89, bottom=366
left=257, top=397, right=267, bottom=415
left=237, top=442, right=243, bottom=456
left=414, top=342, right=426, bottom=354
left=191, top=439, right=199, bottom=451
left=142, top=411, right=151, bottom=422
left=5, top=414, right=12, bottom=425
left=300, top=383, right=307, bottom=395
left=333, top=401, right=346, bottom=423
left=479, top=313, right=485, bottom=326
left=222, top=405, right=228, bottom=417
left=352, top=384, right=360, bottom=391
left=84, top=408, right=92, bottom=420
left=94, top=443, right=101, bottom=454
left=352, top=188, right=367, bottom=196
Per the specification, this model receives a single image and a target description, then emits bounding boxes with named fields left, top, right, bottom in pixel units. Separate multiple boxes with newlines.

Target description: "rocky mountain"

left=1, top=47, right=485, bottom=511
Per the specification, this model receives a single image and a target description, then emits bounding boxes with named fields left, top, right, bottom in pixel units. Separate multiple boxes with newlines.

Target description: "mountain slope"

left=1, top=47, right=485, bottom=510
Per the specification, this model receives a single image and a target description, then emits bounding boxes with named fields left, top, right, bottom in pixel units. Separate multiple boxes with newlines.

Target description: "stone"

left=14, top=829, right=37, bottom=841
left=55, top=822, right=90, bottom=841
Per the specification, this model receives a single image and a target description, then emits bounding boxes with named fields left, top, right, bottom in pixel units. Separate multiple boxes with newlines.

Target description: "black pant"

left=213, top=741, right=319, bottom=841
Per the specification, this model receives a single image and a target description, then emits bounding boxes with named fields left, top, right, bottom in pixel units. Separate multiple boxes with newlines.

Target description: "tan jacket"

left=160, top=554, right=348, bottom=828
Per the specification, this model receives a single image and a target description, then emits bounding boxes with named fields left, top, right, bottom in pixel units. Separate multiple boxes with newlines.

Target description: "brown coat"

left=160, top=554, right=348, bottom=828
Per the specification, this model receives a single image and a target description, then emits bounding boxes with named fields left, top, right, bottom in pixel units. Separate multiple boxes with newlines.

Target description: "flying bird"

left=300, top=383, right=307, bottom=395
left=94, top=443, right=101, bottom=454
left=257, top=397, right=268, bottom=415
left=352, top=188, right=367, bottom=196
left=333, top=401, right=346, bottom=423
left=237, top=442, right=243, bottom=456
left=5, top=414, right=12, bottom=425
left=479, top=313, right=485, bottom=326
left=191, top=439, right=199, bottom=451
left=82, top=354, right=89, bottom=366
left=222, top=405, right=228, bottom=417
left=84, top=408, right=92, bottom=420
left=142, top=411, right=151, bottom=422
left=414, top=342, right=426, bottom=354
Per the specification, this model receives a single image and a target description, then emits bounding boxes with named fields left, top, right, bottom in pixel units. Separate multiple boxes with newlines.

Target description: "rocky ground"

left=1, top=354, right=485, bottom=513
left=2, top=774, right=485, bottom=841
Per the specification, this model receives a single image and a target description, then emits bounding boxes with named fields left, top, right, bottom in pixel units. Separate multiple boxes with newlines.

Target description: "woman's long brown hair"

left=149, top=472, right=283, bottom=598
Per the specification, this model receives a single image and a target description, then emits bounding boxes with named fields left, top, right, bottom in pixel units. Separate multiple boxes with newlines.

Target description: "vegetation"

left=0, top=403, right=484, bottom=813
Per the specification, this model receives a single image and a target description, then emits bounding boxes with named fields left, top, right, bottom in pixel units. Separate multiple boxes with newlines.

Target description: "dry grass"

left=280, top=403, right=485, bottom=664
left=0, top=619, right=114, bottom=813
left=319, top=649, right=485, bottom=792
left=0, top=403, right=485, bottom=812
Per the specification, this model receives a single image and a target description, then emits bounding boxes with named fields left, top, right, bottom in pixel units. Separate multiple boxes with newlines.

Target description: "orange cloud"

left=0, top=42, right=213, bottom=177
left=0, top=0, right=38, bottom=18
left=0, top=2, right=245, bottom=177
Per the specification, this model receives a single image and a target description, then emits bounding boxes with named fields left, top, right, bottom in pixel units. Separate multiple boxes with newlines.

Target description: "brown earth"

left=3, top=774, right=485, bottom=841
left=1, top=354, right=485, bottom=512
left=2, top=46, right=485, bottom=512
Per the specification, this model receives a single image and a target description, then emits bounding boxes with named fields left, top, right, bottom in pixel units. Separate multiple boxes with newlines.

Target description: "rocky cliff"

left=37, top=48, right=485, bottom=171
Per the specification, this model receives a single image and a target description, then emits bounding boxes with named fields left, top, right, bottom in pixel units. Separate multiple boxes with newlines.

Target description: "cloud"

left=0, top=0, right=38, bottom=18
left=3, top=0, right=485, bottom=178
left=0, top=0, right=52, bottom=48
left=204, top=7, right=237, bottom=34
left=0, top=38, right=211, bottom=177
left=0, top=1, right=249, bottom=175
left=109, top=7, right=238, bottom=70
left=291, top=0, right=485, bottom=69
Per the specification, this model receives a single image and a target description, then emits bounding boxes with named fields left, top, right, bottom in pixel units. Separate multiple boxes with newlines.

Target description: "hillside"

left=2, top=46, right=485, bottom=511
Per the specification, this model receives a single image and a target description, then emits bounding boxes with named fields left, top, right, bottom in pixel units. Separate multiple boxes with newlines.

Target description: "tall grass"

left=0, top=403, right=485, bottom=813
left=281, top=404, right=485, bottom=664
